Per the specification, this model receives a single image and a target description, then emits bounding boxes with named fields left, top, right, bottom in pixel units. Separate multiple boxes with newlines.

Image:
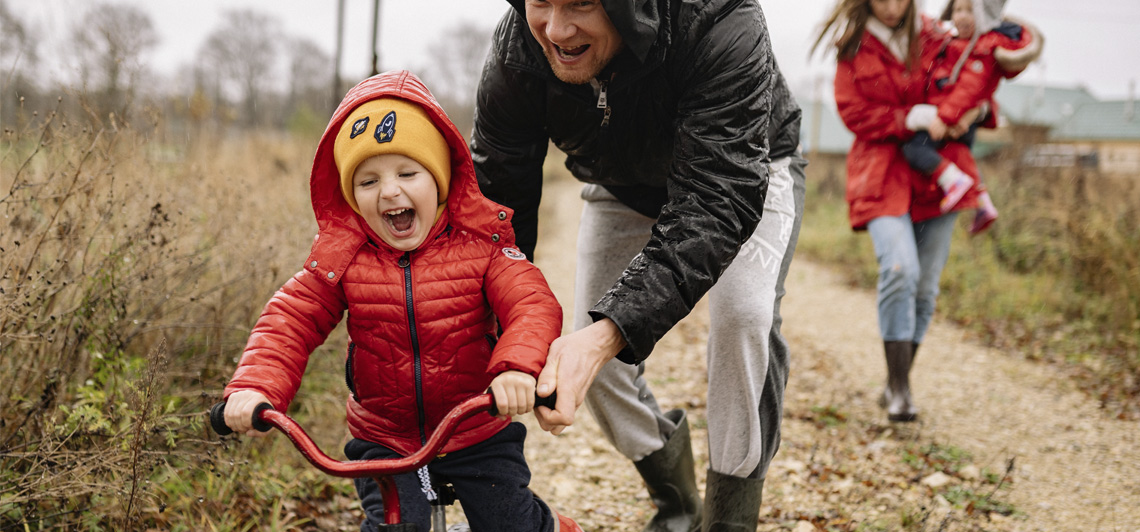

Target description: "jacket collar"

left=865, top=17, right=910, bottom=64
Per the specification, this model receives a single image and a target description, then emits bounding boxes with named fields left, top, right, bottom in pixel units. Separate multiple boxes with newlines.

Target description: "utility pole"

left=333, top=0, right=345, bottom=110
left=371, top=0, right=382, bottom=76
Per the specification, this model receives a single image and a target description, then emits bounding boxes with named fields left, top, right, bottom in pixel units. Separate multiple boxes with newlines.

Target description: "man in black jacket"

left=471, top=1, right=805, bottom=529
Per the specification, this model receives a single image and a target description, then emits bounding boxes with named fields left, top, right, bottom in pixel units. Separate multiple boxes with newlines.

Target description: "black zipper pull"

left=593, top=77, right=612, bottom=128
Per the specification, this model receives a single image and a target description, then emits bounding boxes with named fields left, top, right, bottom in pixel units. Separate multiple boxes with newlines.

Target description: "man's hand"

left=535, top=318, right=627, bottom=435
left=489, top=370, right=537, bottom=419
left=224, top=389, right=274, bottom=438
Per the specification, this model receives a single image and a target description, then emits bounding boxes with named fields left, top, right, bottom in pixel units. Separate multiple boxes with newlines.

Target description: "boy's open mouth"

left=385, top=208, right=416, bottom=233
left=556, top=44, right=588, bottom=59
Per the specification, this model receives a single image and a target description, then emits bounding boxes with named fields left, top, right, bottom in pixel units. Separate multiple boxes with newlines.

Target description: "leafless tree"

left=1, top=0, right=37, bottom=73
left=287, top=37, right=334, bottom=119
left=418, top=21, right=494, bottom=137
left=0, top=0, right=40, bottom=126
left=198, top=9, right=282, bottom=127
left=70, top=2, right=158, bottom=122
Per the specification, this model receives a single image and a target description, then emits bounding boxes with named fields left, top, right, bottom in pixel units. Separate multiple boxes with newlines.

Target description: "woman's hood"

left=505, top=0, right=661, bottom=62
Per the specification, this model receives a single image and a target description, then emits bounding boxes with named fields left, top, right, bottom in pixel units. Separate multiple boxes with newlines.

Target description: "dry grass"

left=2, top=95, right=1137, bottom=529
left=1, top=99, right=324, bottom=529
left=797, top=154, right=1140, bottom=420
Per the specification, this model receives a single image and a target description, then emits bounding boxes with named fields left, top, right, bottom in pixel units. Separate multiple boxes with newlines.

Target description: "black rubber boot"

left=634, top=409, right=703, bottom=532
left=701, top=469, right=764, bottom=532
left=883, top=340, right=918, bottom=422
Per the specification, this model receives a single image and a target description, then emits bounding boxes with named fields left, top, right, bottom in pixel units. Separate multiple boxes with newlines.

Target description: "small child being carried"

left=903, top=0, right=1043, bottom=233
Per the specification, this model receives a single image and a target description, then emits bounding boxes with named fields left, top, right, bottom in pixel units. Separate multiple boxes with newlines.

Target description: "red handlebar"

left=257, top=393, right=494, bottom=478
left=210, top=391, right=556, bottom=526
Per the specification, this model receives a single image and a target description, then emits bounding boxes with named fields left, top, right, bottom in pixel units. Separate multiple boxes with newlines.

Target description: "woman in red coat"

left=814, top=0, right=979, bottom=422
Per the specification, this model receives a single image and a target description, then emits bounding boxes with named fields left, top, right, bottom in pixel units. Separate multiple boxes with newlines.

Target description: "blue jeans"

left=867, top=213, right=958, bottom=344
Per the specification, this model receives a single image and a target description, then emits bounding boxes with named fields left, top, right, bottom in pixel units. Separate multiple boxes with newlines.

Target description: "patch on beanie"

left=374, top=111, right=396, bottom=144
left=350, top=116, right=369, bottom=139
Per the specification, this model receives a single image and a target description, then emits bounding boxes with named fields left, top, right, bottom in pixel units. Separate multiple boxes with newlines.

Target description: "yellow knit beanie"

left=333, top=98, right=451, bottom=214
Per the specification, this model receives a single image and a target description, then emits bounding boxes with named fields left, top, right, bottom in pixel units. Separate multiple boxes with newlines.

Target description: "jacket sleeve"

left=834, top=57, right=913, bottom=143
left=224, top=269, right=347, bottom=412
left=590, top=2, right=773, bottom=364
left=936, top=47, right=999, bottom=126
left=482, top=248, right=563, bottom=378
left=469, top=13, right=550, bottom=260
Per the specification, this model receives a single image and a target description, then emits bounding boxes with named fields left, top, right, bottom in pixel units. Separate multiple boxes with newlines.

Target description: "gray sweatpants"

left=579, top=154, right=805, bottom=479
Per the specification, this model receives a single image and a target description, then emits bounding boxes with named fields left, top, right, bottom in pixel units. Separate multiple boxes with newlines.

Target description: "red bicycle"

left=209, top=392, right=559, bottom=531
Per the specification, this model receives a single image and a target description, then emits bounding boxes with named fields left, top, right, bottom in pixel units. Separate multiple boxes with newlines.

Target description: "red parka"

left=224, top=71, right=563, bottom=456
left=835, top=18, right=982, bottom=230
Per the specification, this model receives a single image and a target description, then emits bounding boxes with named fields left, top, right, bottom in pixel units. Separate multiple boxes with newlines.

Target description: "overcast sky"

left=13, top=0, right=1140, bottom=102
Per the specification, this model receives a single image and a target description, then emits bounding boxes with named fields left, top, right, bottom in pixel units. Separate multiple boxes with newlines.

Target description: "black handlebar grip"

left=209, top=402, right=232, bottom=436
left=251, top=402, right=274, bottom=432
left=209, top=401, right=275, bottom=435
left=536, top=390, right=558, bottom=411
left=487, top=390, right=558, bottom=417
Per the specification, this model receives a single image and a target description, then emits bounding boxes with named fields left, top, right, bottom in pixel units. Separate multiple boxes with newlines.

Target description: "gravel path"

left=517, top=178, right=1139, bottom=532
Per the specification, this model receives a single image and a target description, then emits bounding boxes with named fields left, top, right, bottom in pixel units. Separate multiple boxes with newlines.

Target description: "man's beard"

left=543, top=48, right=611, bottom=85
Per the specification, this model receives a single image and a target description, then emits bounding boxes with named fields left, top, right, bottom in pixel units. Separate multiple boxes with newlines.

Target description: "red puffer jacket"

left=224, top=71, right=563, bottom=456
left=835, top=18, right=979, bottom=230
left=927, top=21, right=1041, bottom=127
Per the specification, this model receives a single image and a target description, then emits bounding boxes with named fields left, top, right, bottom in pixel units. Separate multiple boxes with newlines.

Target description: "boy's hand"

left=224, top=390, right=273, bottom=437
left=928, top=117, right=948, bottom=141
left=489, top=370, right=537, bottom=419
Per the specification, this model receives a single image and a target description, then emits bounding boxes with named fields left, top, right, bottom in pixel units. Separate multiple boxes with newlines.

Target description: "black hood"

left=505, top=0, right=661, bottom=62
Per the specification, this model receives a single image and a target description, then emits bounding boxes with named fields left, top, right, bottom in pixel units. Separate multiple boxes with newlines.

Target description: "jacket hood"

left=304, top=70, right=516, bottom=284
left=973, top=0, right=1006, bottom=35
left=506, top=0, right=661, bottom=62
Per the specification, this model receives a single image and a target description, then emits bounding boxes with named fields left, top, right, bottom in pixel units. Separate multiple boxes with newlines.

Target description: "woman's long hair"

left=812, top=0, right=922, bottom=68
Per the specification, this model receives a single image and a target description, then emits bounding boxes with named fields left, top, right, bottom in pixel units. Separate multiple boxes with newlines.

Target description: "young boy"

left=221, top=70, right=581, bottom=532
left=903, top=0, right=1042, bottom=233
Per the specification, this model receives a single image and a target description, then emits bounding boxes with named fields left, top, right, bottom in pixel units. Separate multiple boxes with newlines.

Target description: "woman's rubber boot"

left=633, top=409, right=703, bottom=532
left=884, top=340, right=918, bottom=422
left=701, top=469, right=763, bottom=532
left=555, top=511, right=584, bottom=532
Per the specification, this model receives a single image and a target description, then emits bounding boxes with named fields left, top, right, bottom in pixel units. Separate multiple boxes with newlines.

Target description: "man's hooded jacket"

left=471, top=0, right=802, bottom=363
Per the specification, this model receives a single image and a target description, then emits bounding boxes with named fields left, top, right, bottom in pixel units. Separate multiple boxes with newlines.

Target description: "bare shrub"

left=1, top=95, right=318, bottom=528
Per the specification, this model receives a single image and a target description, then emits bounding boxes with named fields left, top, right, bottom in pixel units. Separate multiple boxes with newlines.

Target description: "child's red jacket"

left=224, top=71, right=563, bottom=456
left=925, top=19, right=1043, bottom=127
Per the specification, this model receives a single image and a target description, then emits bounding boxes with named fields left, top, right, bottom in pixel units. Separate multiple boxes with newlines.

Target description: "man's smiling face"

left=525, top=0, right=624, bottom=85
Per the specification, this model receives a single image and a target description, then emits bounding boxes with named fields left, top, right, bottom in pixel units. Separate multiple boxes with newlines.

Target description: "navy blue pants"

left=344, top=422, right=555, bottom=532
left=902, top=125, right=978, bottom=175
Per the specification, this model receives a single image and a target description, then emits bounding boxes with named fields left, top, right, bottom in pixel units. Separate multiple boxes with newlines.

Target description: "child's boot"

left=970, top=190, right=999, bottom=235
left=555, top=511, right=584, bottom=532
left=935, top=162, right=974, bottom=213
